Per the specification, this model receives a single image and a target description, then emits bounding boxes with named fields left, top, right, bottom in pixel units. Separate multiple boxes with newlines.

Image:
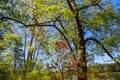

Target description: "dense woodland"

left=0, top=0, right=120, bottom=80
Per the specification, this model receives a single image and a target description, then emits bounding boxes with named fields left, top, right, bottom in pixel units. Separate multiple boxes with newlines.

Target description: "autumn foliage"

left=56, top=75, right=63, bottom=80
left=70, top=58, right=78, bottom=67
left=55, top=41, right=69, bottom=51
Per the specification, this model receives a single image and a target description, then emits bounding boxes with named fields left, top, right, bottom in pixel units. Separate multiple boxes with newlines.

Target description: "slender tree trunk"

left=26, top=27, right=35, bottom=72
left=13, top=47, right=18, bottom=74
left=23, top=33, right=27, bottom=67
left=13, top=55, right=16, bottom=74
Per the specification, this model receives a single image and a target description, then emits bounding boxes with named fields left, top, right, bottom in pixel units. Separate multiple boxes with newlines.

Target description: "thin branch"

left=77, top=0, right=99, bottom=11
left=57, top=19, right=67, bottom=34
left=55, top=13, right=67, bottom=35
left=26, top=20, right=55, bottom=27
left=1, top=16, right=26, bottom=26
left=97, top=4, right=105, bottom=11
left=26, top=24, right=54, bottom=27
left=85, top=37, right=100, bottom=44
left=85, top=37, right=120, bottom=65
left=0, top=14, right=55, bottom=27
left=66, top=0, right=75, bottom=12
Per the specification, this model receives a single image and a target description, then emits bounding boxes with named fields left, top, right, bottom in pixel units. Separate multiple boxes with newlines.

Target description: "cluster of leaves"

left=55, top=40, right=69, bottom=52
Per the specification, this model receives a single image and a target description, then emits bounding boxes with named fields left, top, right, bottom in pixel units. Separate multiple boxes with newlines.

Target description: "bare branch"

left=85, top=37, right=120, bottom=65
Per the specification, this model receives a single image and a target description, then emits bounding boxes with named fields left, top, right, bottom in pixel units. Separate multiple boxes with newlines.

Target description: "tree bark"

left=74, top=12, right=87, bottom=80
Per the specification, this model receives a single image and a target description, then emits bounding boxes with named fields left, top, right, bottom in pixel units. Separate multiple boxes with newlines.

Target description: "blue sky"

left=112, top=0, right=120, bottom=4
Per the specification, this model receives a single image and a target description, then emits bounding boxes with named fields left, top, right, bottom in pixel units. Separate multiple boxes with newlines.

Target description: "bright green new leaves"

left=3, top=32, right=23, bottom=48
left=28, top=46, right=36, bottom=51
left=82, top=3, right=119, bottom=31
left=62, top=8, right=76, bottom=20
left=82, top=0, right=93, bottom=5
left=0, top=23, right=11, bottom=30
left=4, top=32, right=22, bottom=42
left=33, top=0, right=75, bottom=22
left=0, top=61, right=12, bottom=79
left=104, top=34, right=120, bottom=46
left=0, top=40, right=4, bottom=49
left=26, top=70, right=51, bottom=80
left=0, top=24, right=3, bottom=30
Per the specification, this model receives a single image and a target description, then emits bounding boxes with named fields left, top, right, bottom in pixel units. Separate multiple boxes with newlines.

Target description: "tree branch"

left=66, top=0, right=75, bottom=12
left=85, top=37, right=120, bottom=65
left=0, top=14, right=55, bottom=27
left=56, top=18, right=67, bottom=34
left=77, top=0, right=99, bottom=11
left=0, top=14, right=75, bottom=60
left=26, top=24, right=54, bottom=27
left=0, top=16, right=26, bottom=26
left=97, top=4, right=105, bottom=11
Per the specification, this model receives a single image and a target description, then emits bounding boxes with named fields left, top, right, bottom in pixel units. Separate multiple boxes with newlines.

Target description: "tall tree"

left=0, top=0, right=120, bottom=80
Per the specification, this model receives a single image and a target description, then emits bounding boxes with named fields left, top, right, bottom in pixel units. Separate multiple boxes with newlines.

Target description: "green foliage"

left=0, top=0, right=120, bottom=80
left=0, top=40, right=4, bottom=49
left=4, top=32, right=22, bottom=44
left=0, top=61, right=12, bottom=80
left=26, top=70, right=51, bottom=80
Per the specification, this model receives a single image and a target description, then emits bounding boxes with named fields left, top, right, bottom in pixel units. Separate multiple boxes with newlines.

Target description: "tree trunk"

left=26, top=27, right=35, bottom=72
left=66, top=1, right=87, bottom=79
left=74, top=11, right=87, bottom=80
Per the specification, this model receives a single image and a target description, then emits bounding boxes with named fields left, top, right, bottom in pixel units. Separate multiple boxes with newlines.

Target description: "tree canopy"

left=0, top=0, right=120, bottom=80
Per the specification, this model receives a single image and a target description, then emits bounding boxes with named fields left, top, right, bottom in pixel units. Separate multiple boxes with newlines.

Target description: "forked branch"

left=85, top=37, right=120, bottom=65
